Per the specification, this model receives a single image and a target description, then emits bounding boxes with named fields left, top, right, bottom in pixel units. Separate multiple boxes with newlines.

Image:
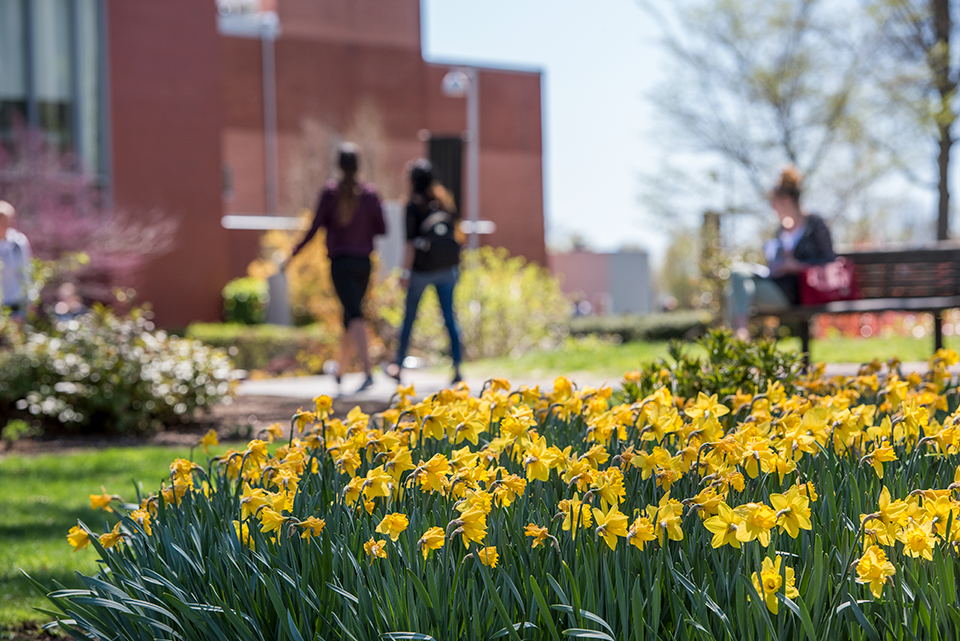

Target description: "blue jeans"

left=726, top=264, right=791, bottom=324
left=396, top=267, right=462, bottom=367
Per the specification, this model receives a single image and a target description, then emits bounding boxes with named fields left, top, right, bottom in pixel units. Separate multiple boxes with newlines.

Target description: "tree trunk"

left=938, top=123, right=952, bottom=241
left=933, top=0, right=954, bottom=241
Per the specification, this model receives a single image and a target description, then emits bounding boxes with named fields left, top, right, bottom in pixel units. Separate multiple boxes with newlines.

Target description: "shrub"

left=0, top=307, right=237, bottom=433
left=248, top=216, right=394, bottom=368
left=186, top=322, right=337, bottom=372
left=621, top=327, right=805, bottom=402
left=222, top=277, right=269, bottom=325
left=378, top=246, right=571, bottom=362
left=42, top=346, right=960, bottom=639
left=566, top=309, right=713, bottom=343
left=253, top=227, right=569, bottom=364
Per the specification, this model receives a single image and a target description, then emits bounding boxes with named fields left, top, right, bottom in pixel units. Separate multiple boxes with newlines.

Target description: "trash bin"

left=266, top=270, right=291, bottom=325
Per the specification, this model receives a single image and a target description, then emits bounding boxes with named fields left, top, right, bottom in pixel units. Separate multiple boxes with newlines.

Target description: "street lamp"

left=441, top=67, right=480, bottom=249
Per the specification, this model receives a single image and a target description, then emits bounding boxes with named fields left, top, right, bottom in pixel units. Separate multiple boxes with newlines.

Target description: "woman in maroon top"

left=285, top=144, right=386, bottom=393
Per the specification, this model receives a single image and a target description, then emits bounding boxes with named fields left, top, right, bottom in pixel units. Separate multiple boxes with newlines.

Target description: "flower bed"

left=40, top=343, right=960, bottom=640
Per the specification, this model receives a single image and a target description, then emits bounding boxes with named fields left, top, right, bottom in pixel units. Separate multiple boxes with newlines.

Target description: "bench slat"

left=781, top=295, right=960, bottom=318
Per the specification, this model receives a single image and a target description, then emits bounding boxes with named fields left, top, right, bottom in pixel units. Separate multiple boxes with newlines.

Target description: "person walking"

left=389, top=159, right=463, bottom=384
left=285, top=144, right=386, bottom=393
left=0, top=200, right=32, bottom=325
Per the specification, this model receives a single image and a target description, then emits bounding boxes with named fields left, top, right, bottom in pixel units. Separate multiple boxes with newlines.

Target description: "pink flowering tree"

left=0, top=126, right=176, bottom=310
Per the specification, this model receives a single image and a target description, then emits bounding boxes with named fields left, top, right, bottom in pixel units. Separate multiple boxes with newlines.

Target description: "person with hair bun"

left=285, top=143, right=386, bottom=393
left=728, top=165, right=835, bottom=339
left=388, top=158, right=463, bottom=385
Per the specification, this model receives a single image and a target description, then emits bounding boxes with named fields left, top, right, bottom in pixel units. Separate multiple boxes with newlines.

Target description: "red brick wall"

left=216, top=0, right=546, bottom=303
left=108, top=0, right=230, bottom=326
left=424, top=65, right=545, bottom=264
left=278, top=0, right=422, bottom=51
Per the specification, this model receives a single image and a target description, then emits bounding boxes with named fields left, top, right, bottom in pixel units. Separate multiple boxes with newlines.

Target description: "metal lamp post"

left=441, top=68, right=480, bottom=249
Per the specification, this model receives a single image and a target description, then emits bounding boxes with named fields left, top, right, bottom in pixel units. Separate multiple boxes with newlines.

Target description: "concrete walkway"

left=236, top=362, right=939, bottom=403
left=237, top=369, right=614, bottom=403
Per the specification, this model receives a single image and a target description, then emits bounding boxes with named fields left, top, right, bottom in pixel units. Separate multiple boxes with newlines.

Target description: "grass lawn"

left=0, top=446, right=227, bottom=630
left=465, top=335, right=960, bottom=380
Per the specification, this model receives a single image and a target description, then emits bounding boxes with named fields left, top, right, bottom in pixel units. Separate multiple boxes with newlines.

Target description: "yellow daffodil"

left=523, top=437, right=551, bottom=482
left=751, top=555, right=798, bottom=615
left=245, top=440, right=269, bottom=468
left=89, top=489, right=115, bottom=513
left=856, top=545, right=896, bottom=599
left=364, top=537, right=387, bottom=563
left=866, top=444, right=898, bottom=479
left=375, top=513, right=410, bottom=542
left=258, top=507, right=288, bottom=534
left=627, top=516, right=657, bottom=550
left=296, top=517, right=326, bottom=539
left=648, top=494, right=685, bottom=544
left=199, top=428, right=219, bottom=454
left=67, top=525, right=90, bottom=552
left=897, top=520, right=937, bottom=561
left=769, top=485, right=812, bottom=539
left=99, top=523, right=124, bottom=549
left=525, top=523, right=549, bottom=548
left=233, top=520, right=255, bottom=550
left=418, top=526, right=445, bottom=559
left=362, top=465, right=393, bottom=500
left=415, top=454, right=451, bottom=493
left=592, top=504, right=629, bottom=551
left=685, top=392, right=730, bottom=421
left=452, top=505, right=487, bottom=547
left=129, top=508, right=153, bottom=536
left=735, top=503, right=777, bottom=547
left=476, top=546, right=499, bottom=567
left=314, top=395, right=333, bottom=420
left=559, top=497, right=593, bottom=540
left=703, top=503, right=742, bottom=549
left=493, top=474, right=527, bottom=507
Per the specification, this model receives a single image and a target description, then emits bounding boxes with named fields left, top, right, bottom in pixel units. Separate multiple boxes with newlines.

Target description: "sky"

left=421, top=0, right=669, bottom=259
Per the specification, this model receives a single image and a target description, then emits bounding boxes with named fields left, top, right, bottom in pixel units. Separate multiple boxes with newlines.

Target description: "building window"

left=0, top=0, right=104, bottom=176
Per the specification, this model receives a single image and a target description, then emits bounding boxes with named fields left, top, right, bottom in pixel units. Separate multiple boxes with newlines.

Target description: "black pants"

left=329, top=255, right=372, bottom=328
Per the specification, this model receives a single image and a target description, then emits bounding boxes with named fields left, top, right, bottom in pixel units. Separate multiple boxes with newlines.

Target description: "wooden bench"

left=772, top=244, right=960, bottom=357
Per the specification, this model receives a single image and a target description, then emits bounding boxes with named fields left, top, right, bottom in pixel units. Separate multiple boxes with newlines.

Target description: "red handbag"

left=798, top=257, right=860, bottom=305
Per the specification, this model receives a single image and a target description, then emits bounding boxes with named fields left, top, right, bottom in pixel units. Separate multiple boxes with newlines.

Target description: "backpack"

left=413, top=203, right=461, bottom=271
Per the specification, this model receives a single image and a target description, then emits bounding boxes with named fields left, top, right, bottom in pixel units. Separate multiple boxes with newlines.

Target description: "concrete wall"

left=550, top=250, right=654, bottom=316
left=609, top=251, right=654, bottom=315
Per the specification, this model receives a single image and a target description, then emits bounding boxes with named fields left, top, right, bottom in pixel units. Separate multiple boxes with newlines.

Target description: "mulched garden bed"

left=1, top=394, right=390, bottom=456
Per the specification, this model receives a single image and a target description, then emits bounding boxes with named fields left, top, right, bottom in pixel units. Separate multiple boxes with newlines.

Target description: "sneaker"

left=451, top=372, right=463, bottom=385
left=385, top=363, right=402, bottom=382
left=323, top=360, right=342, bottom=385
left=355, top=375, right=375, bottom=394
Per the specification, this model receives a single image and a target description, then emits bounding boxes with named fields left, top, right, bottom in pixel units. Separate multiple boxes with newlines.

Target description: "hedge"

left=565, top=309, right=713, bottom=342
left=185, top=323, right=335, bottom=372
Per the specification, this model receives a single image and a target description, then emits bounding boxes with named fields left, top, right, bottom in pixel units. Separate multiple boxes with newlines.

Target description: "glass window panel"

left=32, top=0, right=73, bottom=148
left=0, top=0, right=27, bottom=142
left=78, top=0, right=101, bottom=174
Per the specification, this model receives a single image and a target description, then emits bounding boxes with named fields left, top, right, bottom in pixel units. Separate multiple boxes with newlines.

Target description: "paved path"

left=236, top=362, right=939, bottom=403
left=237, top=370, right=614, bottom=403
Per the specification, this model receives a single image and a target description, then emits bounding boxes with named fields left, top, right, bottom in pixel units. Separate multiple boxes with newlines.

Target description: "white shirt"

left=0, top=228, right=31, bottom=306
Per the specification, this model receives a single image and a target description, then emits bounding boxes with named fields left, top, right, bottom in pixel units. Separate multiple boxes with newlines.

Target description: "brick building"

left=0, top=0, right=545, bottom=326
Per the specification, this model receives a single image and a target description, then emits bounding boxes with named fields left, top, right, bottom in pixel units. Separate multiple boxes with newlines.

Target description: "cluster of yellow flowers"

left=74, top=349, right=960, bottom=612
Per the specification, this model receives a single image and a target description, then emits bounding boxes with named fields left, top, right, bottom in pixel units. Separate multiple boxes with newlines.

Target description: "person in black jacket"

left=388, top=159, right=463, bottom=384
left=728, top=166, right=835, bottom=338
